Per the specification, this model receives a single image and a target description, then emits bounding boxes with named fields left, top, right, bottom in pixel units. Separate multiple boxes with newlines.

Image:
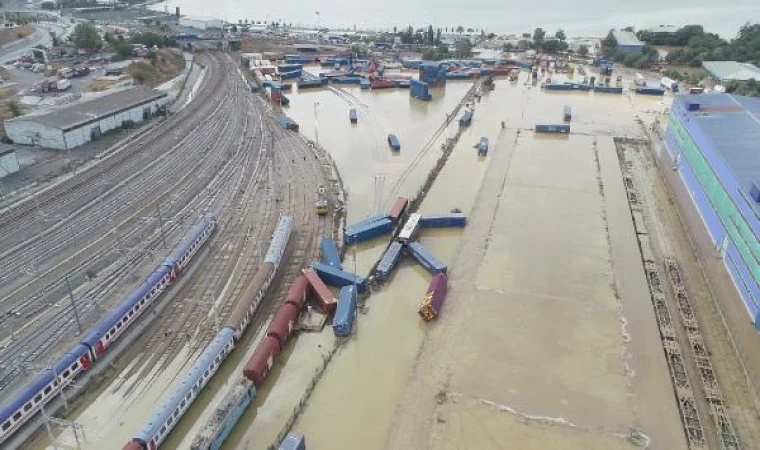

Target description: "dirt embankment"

left=0, top=24, right=35, bottom=46
left=125, top=49, right=185, bottom=87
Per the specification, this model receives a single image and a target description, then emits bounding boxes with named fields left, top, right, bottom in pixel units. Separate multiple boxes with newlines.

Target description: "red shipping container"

left=418, top=273, right=448, bottom=321
left=244, top=336, right=280, bottom=386
left=388, top=197, right=409, bottom=223
left=267, top=303, right=299, bottom=348
left=122, top=441, right=144, bottom=450
left=303, top=269, right=337, bottom=313
left=286, top=275, right=309, bottom=310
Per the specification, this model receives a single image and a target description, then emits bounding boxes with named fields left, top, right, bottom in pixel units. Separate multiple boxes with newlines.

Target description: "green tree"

left=543, top=39, right=561, bottom=53
left=578, top=44, right=589, bottom=56
left=454, top=39, right=473, bottom=58
left=601, top=30, right=617, bottom=57
left=71, top=22, right=102, bottom=50
left=231, top=24, right=238, bottom=32
left=113, top=40, right=132, bottom=59
left=532, top=27, right=546, bottom=51
left=427, top=25, right=435, bottom=45
left=555, top=29, right=566, bottom=41
left=456, top=25, right=464, bottom=33
left=436, top=28, right=442, bottom=45
left=503, top=42, right=514, bottom=51
left=8, top=101, right=22, bottom=118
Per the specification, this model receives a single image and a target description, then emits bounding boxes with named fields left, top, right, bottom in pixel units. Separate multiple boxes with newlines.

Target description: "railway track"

left=0, top=53, right=261, bottom=399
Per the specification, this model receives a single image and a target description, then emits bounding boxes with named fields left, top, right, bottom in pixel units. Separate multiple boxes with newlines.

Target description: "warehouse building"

left=178, top=16, right=223, bottom=31
left=4, top=87, right=169, bottom=150
left=664, top=94, right=760, bottom=329
left=612, top=30, right=644, bottom=55
left=702, top=61, right=760, bottom=84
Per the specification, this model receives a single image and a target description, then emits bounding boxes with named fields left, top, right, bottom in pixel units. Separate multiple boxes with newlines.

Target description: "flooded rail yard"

left=12, top=60, right=760, bottom=450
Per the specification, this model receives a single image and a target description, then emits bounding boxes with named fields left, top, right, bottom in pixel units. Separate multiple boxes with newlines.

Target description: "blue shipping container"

left=360, top=79, right=371, bottom=90
left=333, top=77, right=363, bottom=84
left=594, top=86, right=623, bottom=94
left=636, top=86, right=665, bottom=96
left=395, top=80, right=411, bottom=88
left=320, top=237, right=342, bottom=270
left=535, top=124, right=570, bottom=134
left=344, top=217, right=394, bottom=245
left=350, top=109, right=358, bottom=123
left=346, top=214, right=390, bottom=233
left=387, top=134, right=401, bottom=151
left=545, top=83, right=572, bottom=91
left=419, top=213, right=467, bottom=228
left=459, top=110, right=473, bottom=127
left=310, top=262, right=367, bottom=293
left=278, top=431, right=306, bottom=450
left=375, top=241, right=403, bottom=282
left=406, top=242, right=447, bottom=275
left=333, top=286, right=358, bottom=336
left=446, top=71, right=472, bottom=79
left=478, top=137, right=489, bottom=156
left=565, top=83, right=591, bottom=91
left=410, top=79, right=432, bottom=101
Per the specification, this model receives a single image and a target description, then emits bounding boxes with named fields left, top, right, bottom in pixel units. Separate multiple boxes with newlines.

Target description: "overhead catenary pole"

left=64, top=276, right=82, bottom=336
left=156, top=203, right=167, bottom=247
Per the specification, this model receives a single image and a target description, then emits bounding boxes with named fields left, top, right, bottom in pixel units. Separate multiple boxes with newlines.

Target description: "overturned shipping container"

left=344, top=217, right=394, bottom=245
left=320, top=236, right=343, bottom=270
left=419, top=213, right=466, bottom=228
left=310, top=262, right=367, bottom=294
left=243, top=336, right=280, bottom=386
left=332, top=286, right=358, bottom=337
left=266, top=303, right=299, bottom=348
left=406, top=242, right=447, bottom=275
left=303, top=268, right=337, bottom=313
left=419, top=273, right=448, bottom=321
left=285, top=275, right=309, bottom=310
left=375, top=241, right=403, bottom=282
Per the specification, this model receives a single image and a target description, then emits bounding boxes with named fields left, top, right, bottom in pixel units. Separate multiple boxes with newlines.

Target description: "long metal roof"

left=6, top=86, right=168, bottom=132
left=702, top=61, right=760, bottom=82
left=612, top=30, right=644, bottom=47
left=676, top=94, right=760, bottom=208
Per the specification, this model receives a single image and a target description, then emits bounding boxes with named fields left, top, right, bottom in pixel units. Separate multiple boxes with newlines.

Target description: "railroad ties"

left=619, top=150, right=708, bottom=450
left=664, top=257, right=740, bottom=450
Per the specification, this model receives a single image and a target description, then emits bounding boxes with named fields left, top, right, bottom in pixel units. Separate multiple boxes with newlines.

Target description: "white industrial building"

left=178, top=16, right=224, bottom=30
left=4, top=87, right=170, bottom=150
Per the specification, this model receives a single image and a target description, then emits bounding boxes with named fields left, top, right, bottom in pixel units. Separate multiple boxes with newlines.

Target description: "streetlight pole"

left=313, top=101, right=320, bottom=147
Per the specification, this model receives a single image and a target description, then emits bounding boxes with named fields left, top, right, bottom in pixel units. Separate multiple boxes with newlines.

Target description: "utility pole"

left=156, top=203, right=167, bottom=247
left=64, top=277, right=82, bottom=336
left=313, top=101, right=320, bottom=147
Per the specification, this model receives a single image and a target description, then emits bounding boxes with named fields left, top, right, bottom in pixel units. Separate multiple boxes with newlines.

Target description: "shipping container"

left=535, top=124, right=570, bottom=134
left=275, top=114, right=299, bottom=131
left=545, top=83, right=572, bottom=91
left=303, top=268, right=337, bottom=313
left=279, top=70, right=301, bottom=80
left=636, top=86, right=664, bottom=96
left=349, top=109, right=358, bottom=123
left=298, top=78, right=328, bottom=89
left=310, top=262, right=367, bottom=294
left=419, top=213, right=466, bottom=228
left=395, top=80, right=411, bottom=88
left=593, top=86, right=623, bottom=94
left=565, top=83, right=591, bottom=91
left=406, top=242, right=447, bottom=275
left=402, top=59, right=423, bottom=69
left=418, top=273, right=448, bottom=321
left=346, top=214, right=391, bottom=233
left=286, top=275, right=309, bottom=310
left=267, top=303, right=299, bottom=349
left=478, top=137, right=488, bottom=156
left=459, top=110, right=473, bottom=127
left=446, top=71, right=473, bottom=79
left=375, top=241, right=403, bottom=282
left=371, top=78, right=396, bottom=89
left=243, top=336, right=280, bottom=386
left=387, top=134, right=401, bottom=151
left=484, top=68, right=514, bottom=76
left=332, top=286, right=358, bottom=337
left=320, top=236, right=343, bottom=269
left=410, top=79, right=432, bottom=101
left=563, top=105, right=572, bottom=122
left=360, top=79, right=371, bottom=90
left=388, top=197, right=409, bottom=223
left=344, top=217, right=394, bottom=245
left=278, top=64, right=303, bottom=72
left=397, top=213, right=422, bottom=242
left=278, top=432, right=306, bottom=450
left=333, top=76, right=363, bottom=84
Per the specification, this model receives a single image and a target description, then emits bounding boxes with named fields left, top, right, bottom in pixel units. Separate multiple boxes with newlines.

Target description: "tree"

left=436, top=28, right=442, bottom=45
left=8, top=101, right=22, bottom=118
left=532, top=27, right=546, bottom=51
left=555, top=29, right=566, bottom=41
left=504, top=42, right=514, bottom=51
left=454, top=39, right=473, bottom=58
left=517, top=39, right=532, bottom=50
left=71, top=22, right=102, bottom=50
left=578, top=44, right=589, bottom=56
left=231, top=24, right=238, bottom=32
left=427, top=25, right=435, bottom=45
left=456, top=25, right=464, bottom=33
left=113, top=40, right=132, bottom=59
left=622, top=26, right=635, bottom=32
left=601, top=30, right=617, bottom=57
left=393, top=26, right=397, bottom=34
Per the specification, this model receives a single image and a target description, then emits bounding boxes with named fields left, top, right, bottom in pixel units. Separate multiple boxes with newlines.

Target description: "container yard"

left=8, top=31, right=760, bottom=450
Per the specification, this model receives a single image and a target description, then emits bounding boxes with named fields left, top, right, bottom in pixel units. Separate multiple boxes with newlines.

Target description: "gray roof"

left=675, top=94, right=760, bottom=212
left=612, top=30, right=643, bottom=47
left=7, top=86, right=168, bottom=131
left=646, top=25, right=679, bottom=34
left=702, top=61, right=760, bottom=82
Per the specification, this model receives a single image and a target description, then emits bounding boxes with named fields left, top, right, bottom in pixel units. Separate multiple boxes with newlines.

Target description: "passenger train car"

left=0, top=215, right=216, bottom=447
left=124, top=216, right=291, bottom=450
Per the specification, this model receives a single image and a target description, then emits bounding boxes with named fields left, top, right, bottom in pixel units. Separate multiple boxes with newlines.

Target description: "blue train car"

left=459, top=110, right=473, bottom=127
left=419, top=213, right=467, bottom=228
left=406, top=242, right=447, bottom=275
left=309, top=262, right=367, bottom=293
left=535, top=124, right=571, bottom=134
left=344, top=217, right=394, bottom=245
left=478, top=137, right=489, bottom=156
left=265, top=216, right=292, bottom=266
left=190, top=380, right=256, bottom=450
left=320, top=236, right=343, bottom=270
left=333, top=286, right=358, bottom=337
left=133, top=328, right=235, bottom=450
left=375, top=242, right=403, bottom=282
left=161, top=214, right=216, bottom=278
left=387, top=134, right=401, bottom=151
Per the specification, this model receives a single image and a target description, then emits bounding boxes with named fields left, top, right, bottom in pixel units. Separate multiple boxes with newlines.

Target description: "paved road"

left=1, top=20, right=74, bottom=64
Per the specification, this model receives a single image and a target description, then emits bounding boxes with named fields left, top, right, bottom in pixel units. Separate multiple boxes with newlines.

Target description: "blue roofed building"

left=663, top=93, right=760, bottom=329
left=612, top=30, right=644, bottom=55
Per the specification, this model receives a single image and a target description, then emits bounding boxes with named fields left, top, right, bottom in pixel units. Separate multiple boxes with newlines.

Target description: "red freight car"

left=122, top=441, right=143, bottom=450
left=303, top=268, right=337, bottom=313
left=388, top=197, right=409, bottom=224
left=267, top=303, right=299, bottom=348
left=418, top=273, right=448, bottom=321
left=286, top=275, right=309, bottom=310
left=244, top=336, right=280, bottom=387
